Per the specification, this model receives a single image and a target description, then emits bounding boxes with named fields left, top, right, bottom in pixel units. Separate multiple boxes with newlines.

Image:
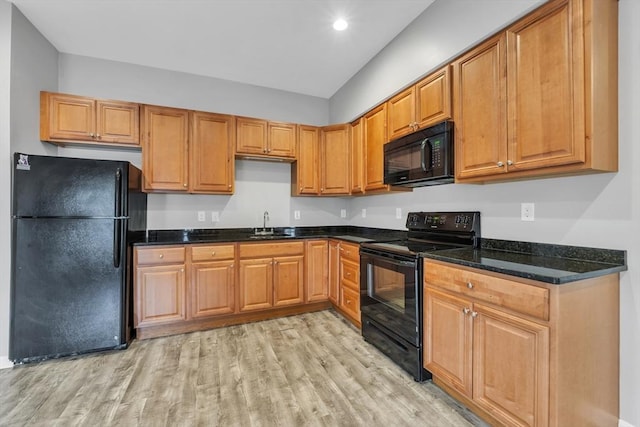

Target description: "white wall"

left=330, top=0, right=640, bottom=425
left=0, top=0, right=12, bottom=369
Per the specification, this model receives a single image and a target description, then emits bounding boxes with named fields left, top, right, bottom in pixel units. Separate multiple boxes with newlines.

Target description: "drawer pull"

left=467, top=282, right=474, bottom=289
left=211, top=251, right=216, bottom=256
left=462, top=307, right=470, bottom=315
left=159, top=253, right=164, bottom=259
left=471, top=311, right=478, bottom=318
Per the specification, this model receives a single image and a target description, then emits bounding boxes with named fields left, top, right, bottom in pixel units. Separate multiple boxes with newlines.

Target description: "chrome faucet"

left=254, top=210, right=274, bottom=235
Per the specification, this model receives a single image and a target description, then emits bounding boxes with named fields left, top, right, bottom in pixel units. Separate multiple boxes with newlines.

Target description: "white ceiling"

left=9, top=0, right=436, bottom=99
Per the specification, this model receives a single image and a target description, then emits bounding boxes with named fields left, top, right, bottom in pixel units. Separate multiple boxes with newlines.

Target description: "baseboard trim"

left=0, top=356, right=14, bottom=370
left=619, top=419, right=636, bottom=427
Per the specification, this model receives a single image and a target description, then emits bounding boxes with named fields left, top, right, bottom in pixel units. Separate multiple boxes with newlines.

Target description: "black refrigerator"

left=10, top=153, right=147, bottom=364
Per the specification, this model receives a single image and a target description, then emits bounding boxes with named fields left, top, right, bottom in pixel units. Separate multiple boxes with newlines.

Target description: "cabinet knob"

left=180, top=268, right=184, bottom=272
left=300, top=187, right=303, bottom=191
left=463, top=307, right=470, bottom=315
left=467, top=282, right=473, bottom=289
left=211, top=251, right=216, bottom=256
left=230, top=264, right=234, bottom=268
left=346, top=299, right=351, bottom=304
left=497, top=161, right=504, bottom=167
left=471, top=311, right=478, bottom=318
left=346, top=272, right=351, bottom=277
left=89, top=133, right=95, bottom=138
left=228, top=184, right=232, bottom=189
left=507, top=160, right=513, bottom=166
left=159, top=253, right=164, bottom=259
left=96, top=134, right=101, bottom=140
left=183, top=183, right=187, bottom=187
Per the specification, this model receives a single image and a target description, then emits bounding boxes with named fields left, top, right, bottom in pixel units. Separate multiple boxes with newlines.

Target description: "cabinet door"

left=295, top=125, right=320, bottom=195
left=190, top=111, right=235, bottom=194
left=387, top=86, right=416, bottom=140
left=340, top=286, right=360, bottom=324
left=506, top=0, right=585, bottom=172
left=363, top=104, right=388, bottom=191
left=96, top=100, right=140, bottom=145
left=236, top=117, right=267, bottom=155
left=424, top=287, right=473, bottom=398
left=472, top=303, right=549, bottom=427
left=453, top=34, right=508, bottom=180
left=328, top=240, right=340, bottom=304
left=191, top=260, right=236, bottom=318
left=350, top=119, right=364, bottom=194
left=141, top=105, right=189, bottom=192
left=273, top=255, right=305, bottom=307
left=305, top=240, right=328, bottom=302
left=135, top=264, right=186, bottom=327
left=268, top=121, right=297, bottom=158
left=321, top=124, right=350, bottom=195
left=43, top=92, right=95, bottom=141
left=416, top=65, right=452, bottom=129
left=238, top=258, right=273, bottom=312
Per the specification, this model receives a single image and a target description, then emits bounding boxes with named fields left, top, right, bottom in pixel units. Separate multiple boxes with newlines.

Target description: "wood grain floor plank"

left=0, top=310, right=486, bottom=427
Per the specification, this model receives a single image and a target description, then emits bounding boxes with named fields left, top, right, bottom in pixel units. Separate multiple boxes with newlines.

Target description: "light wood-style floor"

left=0, top=310, right=487, bottom=427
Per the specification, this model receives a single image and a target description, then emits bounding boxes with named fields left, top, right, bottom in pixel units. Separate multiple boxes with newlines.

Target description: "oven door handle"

left=361, top=251, right=416, bottom=266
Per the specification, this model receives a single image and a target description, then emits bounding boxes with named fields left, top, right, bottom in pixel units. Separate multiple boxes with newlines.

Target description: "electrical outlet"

left=340, top=209, right=347, bottom=218
left=396, top=207, right=402, bottom=219
left=211, top=211, right=220, bottom=222
left=197, top=211, right=205, bottom=222
left=521, top=203, right=535, bottom=221
left=361, top=208, right=367, bottom=218
left=294, top=210, right=301, bottom=220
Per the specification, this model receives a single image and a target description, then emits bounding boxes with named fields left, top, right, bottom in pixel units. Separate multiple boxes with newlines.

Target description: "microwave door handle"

left=421, top=138, right=433, bottom=172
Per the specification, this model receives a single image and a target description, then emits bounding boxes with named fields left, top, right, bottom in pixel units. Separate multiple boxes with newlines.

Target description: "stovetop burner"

left=361, top=211, right=481, bottom=258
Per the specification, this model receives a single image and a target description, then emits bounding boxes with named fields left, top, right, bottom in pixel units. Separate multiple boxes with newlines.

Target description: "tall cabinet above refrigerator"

left=10, top=153, right=147, bottom=363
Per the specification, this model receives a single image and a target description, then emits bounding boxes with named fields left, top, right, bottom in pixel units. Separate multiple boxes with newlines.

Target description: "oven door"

left=360, top=250, right=419, bottom=345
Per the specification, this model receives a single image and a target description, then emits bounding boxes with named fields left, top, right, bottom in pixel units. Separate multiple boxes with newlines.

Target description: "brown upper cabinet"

left=454, top=0, right=618, bottom=183
left=40, top=91, right=140, bottom=147
left=236, top=117, right=297, bottom=160
left=320, top=124, right=351, bottom=195
left=387, top=65, right=452, bottom=141
left=141, top=105, right=234, bottom=194
left=363, top=104, right=388, bottom=192
left=291, top=124, right=350, bottom=196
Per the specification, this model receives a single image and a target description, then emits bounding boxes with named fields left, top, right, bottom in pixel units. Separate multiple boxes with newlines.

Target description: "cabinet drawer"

left=424, top=260, right=549, bottom=321
left=339, top=242, right=360, bottom=262
left=191, top=244, right=235, bottom=262
left=340, top=258, right=359, bottom=291
left=136, top=246, right=185, bottom=265
left=239, top=241, right=304, bottom=258
left=340, top=286, right=360, bottom=320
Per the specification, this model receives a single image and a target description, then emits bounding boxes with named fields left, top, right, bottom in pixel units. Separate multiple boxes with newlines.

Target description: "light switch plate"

left=294, top=210, right=301, bottom=220
left=197, top=211, right=206, bottom=222
left=211, top=211, right=220, bottom=222
left=361, top=208, right=367, bottom=218
left=340, top=209, right=347, bottom=218
left=396, top=208, right=402, bottom=219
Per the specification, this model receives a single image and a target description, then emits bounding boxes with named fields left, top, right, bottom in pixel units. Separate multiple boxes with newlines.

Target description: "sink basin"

left=249, top=234, right=291, bottom=240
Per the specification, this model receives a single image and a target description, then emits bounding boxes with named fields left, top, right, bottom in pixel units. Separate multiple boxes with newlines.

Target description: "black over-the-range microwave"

left=383, top=120, right=454, bottom=187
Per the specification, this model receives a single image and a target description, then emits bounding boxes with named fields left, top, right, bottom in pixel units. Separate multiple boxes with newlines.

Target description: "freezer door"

left=10, top=218, right=126, bottom=362
left=12, top=153, right=128, bottom=218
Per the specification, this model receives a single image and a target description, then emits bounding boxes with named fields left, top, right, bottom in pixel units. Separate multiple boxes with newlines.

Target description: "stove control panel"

left=406, top=211, right=480, bottom=232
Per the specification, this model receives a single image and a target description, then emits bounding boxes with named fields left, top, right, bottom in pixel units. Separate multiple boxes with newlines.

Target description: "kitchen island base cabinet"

left=424, top=259, right=619, bottom=427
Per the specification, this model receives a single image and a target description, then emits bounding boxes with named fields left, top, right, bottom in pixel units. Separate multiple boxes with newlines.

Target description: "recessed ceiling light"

left=333, top=19, right=348, bottom=31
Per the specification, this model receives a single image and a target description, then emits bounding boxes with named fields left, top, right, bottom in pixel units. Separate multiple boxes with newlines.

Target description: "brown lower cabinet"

left=133, top=240, right=330, bottom=339
left=327, top=240, right=361, bottom=327
left=424, top=259, right=620, bottom=427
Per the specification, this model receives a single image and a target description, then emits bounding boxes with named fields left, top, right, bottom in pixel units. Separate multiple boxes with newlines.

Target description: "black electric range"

left=359, top=211, right=481, bottom=381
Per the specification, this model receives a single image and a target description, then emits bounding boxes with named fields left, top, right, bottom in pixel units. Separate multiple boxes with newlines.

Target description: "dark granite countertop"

left=422, top=238, right=627, bottom=284
left=133, top=226, right=406, bottom=246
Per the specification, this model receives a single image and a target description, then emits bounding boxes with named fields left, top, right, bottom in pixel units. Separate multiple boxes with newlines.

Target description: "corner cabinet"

left=40, top=91, right=140, bottom=147
left=305, top=240, right=329, bottom=302
left=424, top=259, right=620, bottom=427
left=454, top=0, right=618, bottom=183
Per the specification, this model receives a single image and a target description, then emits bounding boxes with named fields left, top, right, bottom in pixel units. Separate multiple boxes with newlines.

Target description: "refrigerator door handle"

left=113, top=219, right=122, bottom=268
left=114, top=168, right=123, bottom=217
